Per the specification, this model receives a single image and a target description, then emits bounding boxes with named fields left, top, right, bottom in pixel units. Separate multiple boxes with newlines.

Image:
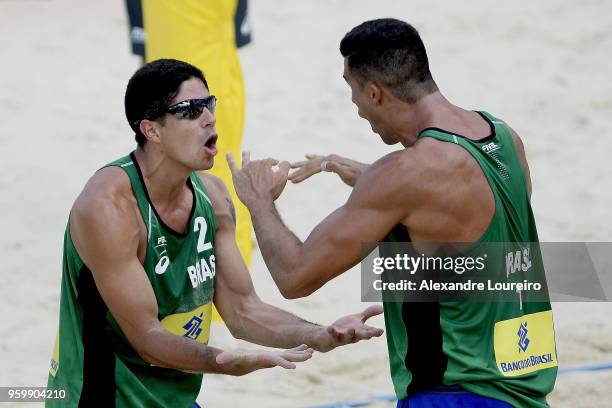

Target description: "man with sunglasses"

left=46, top=59, right=384, bottom=408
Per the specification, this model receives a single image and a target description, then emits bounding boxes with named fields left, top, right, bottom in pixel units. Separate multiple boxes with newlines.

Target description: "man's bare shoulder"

left=360, top=146, right=439, bottom=191
left=72, top=167, right=136, bottom=217
left=412, top=135, right=484, bottom=182
left=196, top=172, right=226, bottom=195
left=195, top=172, right=235, bottom=224
left=195, top=172, right=229, bottom=206
left=70, top=167, right=143, bottom=253
left=349, top=149, right=426, bottom=211
left=495, top=120, right=531, bottom=195
left=502, top=122, right=527, bottom=159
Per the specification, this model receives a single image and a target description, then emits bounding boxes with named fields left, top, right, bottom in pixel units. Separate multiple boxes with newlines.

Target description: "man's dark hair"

left=340, top=18, right=437, bottom=103
left=125, top=59, right=208, bottom=147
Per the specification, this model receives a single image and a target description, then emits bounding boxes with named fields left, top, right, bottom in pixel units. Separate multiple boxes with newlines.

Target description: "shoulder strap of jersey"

left=99, top=152, right=152, bottom=237
left=189, top=172, right=218, bottom=232
left=189, top=173, right=213, bottom=208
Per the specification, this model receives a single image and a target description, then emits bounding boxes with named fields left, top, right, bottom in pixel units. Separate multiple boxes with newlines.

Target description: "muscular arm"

left=202, top=174, right=383, bottom=351
left=230, top=153, right=410, bottom=299
left=71, top=168, right=308, bottom=375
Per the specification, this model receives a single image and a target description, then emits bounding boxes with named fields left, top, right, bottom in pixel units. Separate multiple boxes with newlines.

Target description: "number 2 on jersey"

left=194, top=217, right=213, bottom=253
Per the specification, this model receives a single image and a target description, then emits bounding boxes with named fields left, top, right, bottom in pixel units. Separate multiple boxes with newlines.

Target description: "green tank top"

left=383, top=112, right=557, bottom=407
left=46, top=153, right=217, bottom=407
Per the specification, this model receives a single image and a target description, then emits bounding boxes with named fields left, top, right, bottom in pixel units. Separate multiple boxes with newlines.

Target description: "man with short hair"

left=46, top=58, right=383, bottom=408
left=228, top=19, right=557, bottom=407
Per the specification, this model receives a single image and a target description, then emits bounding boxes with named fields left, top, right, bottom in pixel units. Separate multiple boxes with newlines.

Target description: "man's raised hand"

left=227, top=151, right=291, bottom=207
left=311, top=305, right=384, bottom=352
left=289, top=153, right=368, bottom=187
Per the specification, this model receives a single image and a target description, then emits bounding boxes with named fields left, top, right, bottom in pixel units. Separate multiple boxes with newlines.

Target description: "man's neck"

left=392, top=92, right=460, bottom=147
left=133, top=146, right=192, bottom=207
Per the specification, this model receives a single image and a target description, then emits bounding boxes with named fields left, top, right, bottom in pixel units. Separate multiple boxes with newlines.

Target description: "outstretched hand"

left=289, top=154, right=368, bottom=187
left=313, top=305, right=384, bottom=352
left=227, top=152, right=291, bottom=207
left=216, top=344, right=314, bottom=376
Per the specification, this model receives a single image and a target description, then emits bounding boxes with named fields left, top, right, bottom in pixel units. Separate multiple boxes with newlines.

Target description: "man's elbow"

left=133, top=343, right=161, bottom=366
left=280, top=289, right=308, bottom=300
left=225, top=318, right=247, bottom=340
left=220, top=297, right=255, bottom=341
left=277, top=281, right=317, bottom=299
left=272, top=263, right=325, bottom=299
left=130, top=326, right=168, bottom=367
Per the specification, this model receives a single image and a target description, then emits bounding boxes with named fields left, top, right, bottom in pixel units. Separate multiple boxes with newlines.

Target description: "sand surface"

left=1, top=0, right=611, bottom=406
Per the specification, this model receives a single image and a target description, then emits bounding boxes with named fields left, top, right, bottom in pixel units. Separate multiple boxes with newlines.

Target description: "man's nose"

left=201, top=108, right=216, bottom=127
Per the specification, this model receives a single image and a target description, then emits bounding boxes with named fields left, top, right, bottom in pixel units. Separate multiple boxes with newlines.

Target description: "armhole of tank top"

left=416, top=131, right=501, bottom=243
left=493, top=120, right=531, bottom=198
left=189, top=173, right=209, bottom=201
left=64, top=215, right=87, bottom=272
left=475, top=117, right=531, bottom=239
left=189, top=172, right=216, bottom=227
left=65, top=163, right=147, bottom=271
left=461, top=142, right=501, bottom=243
left=101, top=163, right=153, bottom=263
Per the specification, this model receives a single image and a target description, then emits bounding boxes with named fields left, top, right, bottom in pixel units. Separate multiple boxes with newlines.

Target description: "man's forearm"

left=231, top=297, right=328, bottom=350
left=139, top=326, right=274, bottom=376
left=249, top=199, right=308, bottom=298
left=139, top=327, right=232, bottom=373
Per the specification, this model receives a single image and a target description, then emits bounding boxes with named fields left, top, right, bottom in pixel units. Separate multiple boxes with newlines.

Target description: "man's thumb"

left=278, top=161, right=291, bottom=176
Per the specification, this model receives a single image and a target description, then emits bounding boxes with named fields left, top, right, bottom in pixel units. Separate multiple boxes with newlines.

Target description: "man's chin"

left=381, top=136, right=401, bottom=146
left=194, top=157, right=214, bottom=171
left=379, top=134, right=392, bottom=145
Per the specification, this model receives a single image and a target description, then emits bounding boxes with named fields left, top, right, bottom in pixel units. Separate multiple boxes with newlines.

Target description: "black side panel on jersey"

left=386, top=224, right=448, bottom=394
left=403, top=301, right=448, bottom=394
left=77, top=266, right=116, bottom=407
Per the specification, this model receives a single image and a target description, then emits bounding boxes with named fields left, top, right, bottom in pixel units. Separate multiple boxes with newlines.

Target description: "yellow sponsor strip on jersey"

left=49, top=328, right=59, bottom=377
left=494, top=310, right=557, bottom=377
left=160, top=303, right=212, bottom=344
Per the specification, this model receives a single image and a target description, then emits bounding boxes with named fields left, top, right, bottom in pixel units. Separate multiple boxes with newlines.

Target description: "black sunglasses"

left=166, top=95, right=217, bottom=119
left=134, top=96, right=217, bottom=127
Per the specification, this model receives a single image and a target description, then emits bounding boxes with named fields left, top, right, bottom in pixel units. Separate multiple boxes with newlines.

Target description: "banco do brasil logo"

left=183, top=312, right=204, bottom=340
left=517, top=322, right=530, bottom=352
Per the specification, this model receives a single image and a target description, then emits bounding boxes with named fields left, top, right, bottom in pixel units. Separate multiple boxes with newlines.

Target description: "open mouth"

left=204, top=134, right=218, bottom=154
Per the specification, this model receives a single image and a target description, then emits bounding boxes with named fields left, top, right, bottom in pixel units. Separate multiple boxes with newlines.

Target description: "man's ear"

left=366, top=82, right=383, bottom=105
left=139, top=119, right=161, bottom=144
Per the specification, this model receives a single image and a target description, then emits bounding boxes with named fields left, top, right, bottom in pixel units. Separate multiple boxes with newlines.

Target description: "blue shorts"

left=397, top=385, right=513, bottom=408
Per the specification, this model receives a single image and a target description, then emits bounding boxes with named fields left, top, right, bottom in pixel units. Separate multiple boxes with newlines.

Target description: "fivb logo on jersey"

left=481, top=142, right=500, bottom=154
left=155, top=236, right=171, bottom=275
